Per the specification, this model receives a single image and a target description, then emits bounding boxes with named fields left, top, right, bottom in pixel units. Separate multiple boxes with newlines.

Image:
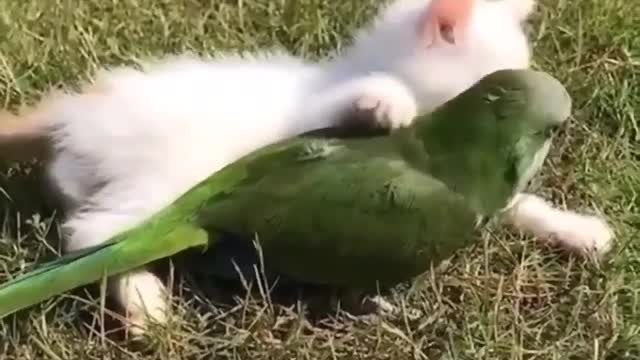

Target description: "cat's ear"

left=416, top=0, right=475, bottom=47
left=506, top=0, right=536, bottom=21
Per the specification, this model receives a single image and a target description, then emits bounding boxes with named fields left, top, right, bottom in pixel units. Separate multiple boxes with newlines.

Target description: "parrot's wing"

left=197, top=145, right=478, bottom=287
left=0, top=223, right=209, bottom=319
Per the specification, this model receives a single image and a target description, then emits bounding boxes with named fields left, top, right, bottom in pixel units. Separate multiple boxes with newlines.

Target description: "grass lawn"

left=0, top=0, right=638, bottom=358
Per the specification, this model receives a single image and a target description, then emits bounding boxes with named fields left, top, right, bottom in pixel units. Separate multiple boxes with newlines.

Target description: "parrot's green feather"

left=0, top=224, right=209, bottom=317
left=199, top=146, right=478, bottom=286
left=0, top=69, right=572, bottom=319
left=1, top=243, right=114, bottom=287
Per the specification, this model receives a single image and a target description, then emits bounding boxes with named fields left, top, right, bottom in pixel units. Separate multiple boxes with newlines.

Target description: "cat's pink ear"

left=417, top=0, right=474, bottom=47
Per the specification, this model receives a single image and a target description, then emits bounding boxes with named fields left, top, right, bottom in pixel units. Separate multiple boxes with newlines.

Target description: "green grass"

left=0, top=0, right=638, bottom=358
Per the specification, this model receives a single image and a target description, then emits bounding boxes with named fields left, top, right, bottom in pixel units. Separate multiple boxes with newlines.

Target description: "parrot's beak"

left=521, top=70, right=572, bottom=127
left=515, top=138, right=552, bottom=194
left=550, top=87, right=572, bottom=125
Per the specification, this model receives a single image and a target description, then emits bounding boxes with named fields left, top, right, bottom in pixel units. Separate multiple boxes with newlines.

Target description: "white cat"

left=0, top=0, right=612, bottom=336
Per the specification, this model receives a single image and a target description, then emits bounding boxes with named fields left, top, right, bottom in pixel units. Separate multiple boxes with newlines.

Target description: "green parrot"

left=0, top=69, right=571, bottom=318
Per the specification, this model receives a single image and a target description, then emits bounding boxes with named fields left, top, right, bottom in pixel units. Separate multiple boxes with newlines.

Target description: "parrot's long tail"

left=0, top=223, right=209, bottom=319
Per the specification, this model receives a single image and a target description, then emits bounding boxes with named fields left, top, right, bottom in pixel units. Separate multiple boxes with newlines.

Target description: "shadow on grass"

left=0, top=162, right=58, bottom=224
left=57, top=249, right=402, bottom=343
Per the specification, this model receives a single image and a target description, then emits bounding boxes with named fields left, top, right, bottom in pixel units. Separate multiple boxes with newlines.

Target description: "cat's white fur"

left=7, top=0, right=612, bottom=335
left=505, top=194, right=613, bottom=254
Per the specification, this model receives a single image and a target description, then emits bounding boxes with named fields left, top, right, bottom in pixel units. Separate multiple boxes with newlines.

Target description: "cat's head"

left=345, top=0, right=535, bottom=114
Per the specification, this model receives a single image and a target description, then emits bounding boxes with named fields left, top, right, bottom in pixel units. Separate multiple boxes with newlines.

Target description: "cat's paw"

left=506, top=193, right=614, bottom=257
left=547, top=213, right=614, bottom=256
left=127, top=306, right=167, bottom=338
left=110, top=270, right=169, bottom=338
left=351, top=75, right=418, bottom=130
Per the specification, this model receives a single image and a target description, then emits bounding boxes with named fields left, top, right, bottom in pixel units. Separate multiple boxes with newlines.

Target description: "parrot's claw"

left=331, top=291, right=398, bottom=316
left=367, top=295, right=396, bottom=314
left=366, top=296, right=423, bottom=320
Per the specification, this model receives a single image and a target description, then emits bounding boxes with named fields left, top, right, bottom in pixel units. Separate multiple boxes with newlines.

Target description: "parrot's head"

left=405, top=68, right=571, bottom=214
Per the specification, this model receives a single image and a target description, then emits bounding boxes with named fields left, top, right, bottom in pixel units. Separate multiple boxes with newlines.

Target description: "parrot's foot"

left=334, top=293, right=426, bottom=321
left=350, top=74, right=418, bottom=130
left=366, top=296, right=423, bottom=320
left=332, top=290, right=399, bottom=316
left=110, top=269, right=170, bottom=338
left=505, top=193, right=614, bottom=257
left=367, top=295, right=396, bottom=314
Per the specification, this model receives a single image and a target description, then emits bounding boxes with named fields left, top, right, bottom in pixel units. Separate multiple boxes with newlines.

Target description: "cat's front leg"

left=501, top=193, right=614, bottom=256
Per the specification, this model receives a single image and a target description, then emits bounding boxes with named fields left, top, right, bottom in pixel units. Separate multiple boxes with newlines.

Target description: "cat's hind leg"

left=502, top=193, right=614, bottom=256
left=109, top=269, right=169, bottom=337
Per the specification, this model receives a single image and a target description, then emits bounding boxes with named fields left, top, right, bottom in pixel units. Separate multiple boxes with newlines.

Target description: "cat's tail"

left=0, top=108, right=52, bottom=162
